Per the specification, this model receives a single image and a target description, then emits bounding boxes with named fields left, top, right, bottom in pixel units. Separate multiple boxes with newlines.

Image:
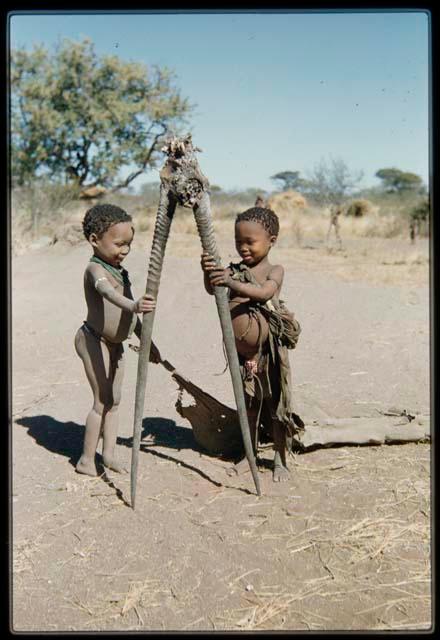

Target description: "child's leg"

left=75, top=327, right=107, bottom=475
left=101, top=346, right=126, bottom=472
left=74, top=327, right=124, bottom=475
left=272, top=420, right=290, bottom=482
left=335, top=220, right=343, bottom=249
left=326, top=220, right=332, bottom=244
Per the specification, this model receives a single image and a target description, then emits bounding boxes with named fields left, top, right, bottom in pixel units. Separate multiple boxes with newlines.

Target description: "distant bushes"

left=11, top=181, right=429, bottom=256
left=12, top=181, right=81, bottom=238
left=267, top=190, right=308, bottom=212
left=345, top=199, right=374, bottom=217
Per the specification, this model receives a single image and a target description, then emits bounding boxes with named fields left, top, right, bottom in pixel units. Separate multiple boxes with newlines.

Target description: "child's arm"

left=87, top=263, right=156, bottom=314
left=210, top=264, right=284, bottom=303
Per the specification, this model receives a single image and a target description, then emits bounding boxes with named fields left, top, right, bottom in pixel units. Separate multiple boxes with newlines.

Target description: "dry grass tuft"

left=13, top=534, right=46, bottom=574
left=120, top=578, right=170, bottom=616
left=268, top=190, right=308, bottom=211
left=64, top=578, right=171, bottom=628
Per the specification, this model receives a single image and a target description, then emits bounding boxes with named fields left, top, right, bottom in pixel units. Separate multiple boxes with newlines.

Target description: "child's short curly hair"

left=235, top=207, right=280, bottom=237
left=82, top=204, right=133, bottom=240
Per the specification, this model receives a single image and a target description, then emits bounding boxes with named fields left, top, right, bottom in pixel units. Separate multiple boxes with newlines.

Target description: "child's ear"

left=89, top=233, right=99, bottom=247
left=270, top=235, right=277, bottom=246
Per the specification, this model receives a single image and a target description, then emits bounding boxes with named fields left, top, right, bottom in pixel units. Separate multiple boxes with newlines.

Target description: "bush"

left=345, top=199, right=373, bottom=217
left=267, top=190, right=308, bottom=212
left=12, top=181, right=81, bottom=237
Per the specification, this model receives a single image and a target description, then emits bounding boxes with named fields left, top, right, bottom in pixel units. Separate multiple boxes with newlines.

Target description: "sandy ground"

left=11, top=230, right=431, bottom=632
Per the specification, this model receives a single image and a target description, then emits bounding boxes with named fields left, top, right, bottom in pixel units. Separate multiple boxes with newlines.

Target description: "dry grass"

left=217, top=518, right=430, bottom=631
left=11, top=185, right=424, bottom=257
left=14, top=441, right=431, bottom=631
left=120, top=579, right=170, bottom=618
left=267, top=190, right=308, bottom=211
left=177, top=202, right=412, bottom=249
left=286, top=512, right=429, bottom=563
left=13, top=534, right=46, bottom=574
left=216, top=448, right=431, bottom=631
left=64, top=578, right=171, bottom=628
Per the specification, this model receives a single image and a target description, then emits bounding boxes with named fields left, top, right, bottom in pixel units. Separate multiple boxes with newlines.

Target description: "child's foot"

left=76, top=457, right=98, bottom=477
left=102, top=456, right=128, bottom=473
left=273, top=463, right=290, bottom=482
left=273, top=452, right=290, bottom=482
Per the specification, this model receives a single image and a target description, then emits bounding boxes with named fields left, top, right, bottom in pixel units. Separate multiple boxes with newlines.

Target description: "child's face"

left=90, top=222, right=134, bottom=267
left=235, top=220, right=276, bottom=266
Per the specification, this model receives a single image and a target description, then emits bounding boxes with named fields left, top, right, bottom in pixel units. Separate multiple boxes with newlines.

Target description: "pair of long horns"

left=130, top=135, right=261, bottom=508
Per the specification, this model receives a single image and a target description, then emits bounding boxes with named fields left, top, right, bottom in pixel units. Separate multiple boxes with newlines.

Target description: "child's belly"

left=86, top=301, right=136, bottom=344
left=230, top=300, right=269, bottom=360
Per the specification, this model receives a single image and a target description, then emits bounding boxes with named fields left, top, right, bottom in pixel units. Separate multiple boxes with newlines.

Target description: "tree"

left=375, top=168, right=423, bottom=194
left=270, top=170, right=304, bottom=191
left=302, top=157, right=364, bottom=205
left=10, top=38, right=192, bottom=189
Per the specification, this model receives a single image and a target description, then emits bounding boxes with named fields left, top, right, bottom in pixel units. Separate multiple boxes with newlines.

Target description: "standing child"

left=326, top=203, right=343, bottom=250
left=201, top=206, right=303, bottom=482
left=75, top=203, right=158, bottom=476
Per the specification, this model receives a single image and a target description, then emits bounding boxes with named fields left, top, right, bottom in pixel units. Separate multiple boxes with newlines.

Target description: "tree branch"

left=110, top=124, right=167, bottom=191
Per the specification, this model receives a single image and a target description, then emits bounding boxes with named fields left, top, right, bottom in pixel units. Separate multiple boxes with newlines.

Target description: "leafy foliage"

left=270, top=171, right=305, bottom=191
left=11, top=38, right=192, bottom=189
left=375, top=168, right=424, bottom=194
left=410, top=197, right=430, bottom=222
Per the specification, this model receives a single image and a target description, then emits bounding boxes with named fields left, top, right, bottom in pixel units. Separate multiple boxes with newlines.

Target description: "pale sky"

left=9, top=10, right=431, bottom=193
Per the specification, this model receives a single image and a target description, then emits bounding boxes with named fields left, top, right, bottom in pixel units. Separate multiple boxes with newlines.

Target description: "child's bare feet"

left=102, top=456, right=128, bottom=473
left=273, top=452, right=290, bottom=482
left=76, top=456, right=98, bottom=477
left=273, top=464, right=290, bottom=482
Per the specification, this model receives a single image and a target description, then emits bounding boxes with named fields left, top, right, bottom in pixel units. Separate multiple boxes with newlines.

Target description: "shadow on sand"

left=15, top=414, right=243, bottom=495
left=15, top=414, right=202, bottom=463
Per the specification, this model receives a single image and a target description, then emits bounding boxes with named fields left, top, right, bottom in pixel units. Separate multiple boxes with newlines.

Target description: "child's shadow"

left=15, top=415, right=199, bottom=466
left=15, top=414, right=231, bottom=494
left=15, top=415, right=131, bottom=503
left=16, top=415, right=85, bottom=469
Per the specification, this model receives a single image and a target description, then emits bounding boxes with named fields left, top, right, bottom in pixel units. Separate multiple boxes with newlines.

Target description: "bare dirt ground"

left=11, top=229, right=431, bottom=632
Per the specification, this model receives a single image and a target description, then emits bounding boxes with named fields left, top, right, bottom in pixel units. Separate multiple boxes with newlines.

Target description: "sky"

left=9, top=10, right=430, bottom=193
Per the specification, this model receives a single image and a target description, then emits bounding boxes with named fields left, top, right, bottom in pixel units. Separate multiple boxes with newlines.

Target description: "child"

left=201, top=206, right=302, bottom=482
left=326, top=203, right=343, bottom=250
left=74, top=203, right=158, bottom=477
